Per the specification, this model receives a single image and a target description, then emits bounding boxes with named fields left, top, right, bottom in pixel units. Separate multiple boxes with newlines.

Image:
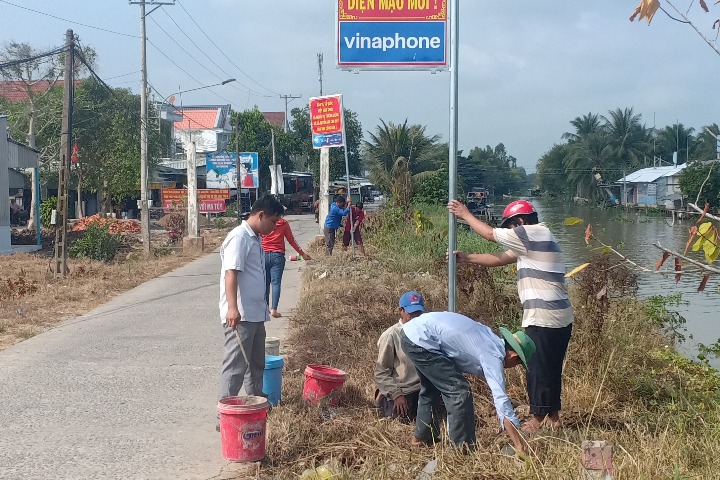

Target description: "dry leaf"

left=656, top=251, right=671, bottom=271
left=698, top=273, right=711, bottom=292
left=584, top=224, right=593, bottom=246
left=700, top=0, right=710, bottom=12
left=685, top=225, right=698, bottom=255
left=596, top=285, right=608, bottom=300
left=697, top=201, right=710, bottom=225
left=674, top=257, right=682, bottom=284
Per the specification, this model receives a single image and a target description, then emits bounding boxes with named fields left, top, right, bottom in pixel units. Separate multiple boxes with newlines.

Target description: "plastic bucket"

left=302, top=365, right=348, bottom=407
left=265, top=337, right=280, bottom=356
left=262, top=355, right=284, bottom=406
left=216, top=396, right=269, bottom=462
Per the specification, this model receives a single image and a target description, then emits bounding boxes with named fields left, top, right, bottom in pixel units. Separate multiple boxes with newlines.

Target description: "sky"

left=1, top=0, right=719, bottom=173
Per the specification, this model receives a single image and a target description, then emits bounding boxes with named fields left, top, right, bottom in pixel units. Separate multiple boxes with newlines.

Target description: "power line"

left=175, top=0, right=280, bottom=96
left=0, top=45, right=67, bottom=70
left=159, top=9, right=271, bottom=98
left=105, top=71, right=141, bottom=81
left=0, top=0, right=139, bottom=38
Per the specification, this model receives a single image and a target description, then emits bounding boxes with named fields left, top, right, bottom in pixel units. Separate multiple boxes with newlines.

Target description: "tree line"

left=535, top=108, right=720, bottom=204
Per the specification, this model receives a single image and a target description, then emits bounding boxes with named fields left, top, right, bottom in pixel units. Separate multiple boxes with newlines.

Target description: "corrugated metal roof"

left=7, top=138, right=39, bottom=168
left=616, top=165, right=687, bottom=184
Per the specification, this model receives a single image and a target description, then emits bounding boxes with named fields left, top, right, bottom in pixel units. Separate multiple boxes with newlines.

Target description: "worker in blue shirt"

left=323, top=194, right=351, bottom=255
left=401, top=308, right=535, bottom=454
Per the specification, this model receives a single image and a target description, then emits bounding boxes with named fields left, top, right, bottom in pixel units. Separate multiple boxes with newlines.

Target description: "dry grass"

left=247, top=209, right=720, bottom=479
left=0, top=225, right=232, bottom=351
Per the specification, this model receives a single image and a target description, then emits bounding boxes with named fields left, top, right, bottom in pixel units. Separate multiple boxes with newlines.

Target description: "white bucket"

left=265, top=337, right=280, bottom=356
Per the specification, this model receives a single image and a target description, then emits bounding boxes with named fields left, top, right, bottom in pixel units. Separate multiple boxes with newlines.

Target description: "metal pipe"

left=447, top=0, right=459, bottom=312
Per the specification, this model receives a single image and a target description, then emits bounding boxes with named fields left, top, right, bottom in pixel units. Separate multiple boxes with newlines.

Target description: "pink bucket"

left=302, top=365, right=348, bottom=407
left=217, top=396, right=269, bottom=462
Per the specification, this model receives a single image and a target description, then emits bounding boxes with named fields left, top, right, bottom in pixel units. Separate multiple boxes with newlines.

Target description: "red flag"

left=71, top=143, right=78, bottom=164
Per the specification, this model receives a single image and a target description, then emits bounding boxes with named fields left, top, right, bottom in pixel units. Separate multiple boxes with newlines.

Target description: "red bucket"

left=217, top=396, right=269, bottom=462
left=302, top=365, right=348, bottom=407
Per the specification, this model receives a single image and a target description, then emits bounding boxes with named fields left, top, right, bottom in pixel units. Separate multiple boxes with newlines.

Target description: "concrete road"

left=0, top=214, right=320, bottom=480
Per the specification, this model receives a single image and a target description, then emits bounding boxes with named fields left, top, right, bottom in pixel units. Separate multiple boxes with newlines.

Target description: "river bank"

left=261, top=204, right=720, bottom=479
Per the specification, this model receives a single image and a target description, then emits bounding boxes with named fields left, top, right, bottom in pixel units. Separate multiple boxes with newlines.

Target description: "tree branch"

left=665, top=0, right=720, bottom=56
left=655, top=242, right=720, bottom=274
left=688, top=202, right=720, bottom=222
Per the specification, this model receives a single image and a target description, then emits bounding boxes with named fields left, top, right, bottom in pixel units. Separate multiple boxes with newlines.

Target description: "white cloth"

left=219, top=222, right=269, bottom=324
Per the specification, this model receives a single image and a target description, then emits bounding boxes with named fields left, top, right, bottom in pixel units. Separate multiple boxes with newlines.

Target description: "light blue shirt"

left=402, top=311, right=520, bottom=428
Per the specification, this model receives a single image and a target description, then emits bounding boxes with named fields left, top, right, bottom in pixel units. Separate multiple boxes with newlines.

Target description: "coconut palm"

left=564, top=132, right=613, bottom=198
left=364, top=119, right=440, bottom=193
left=562, top=112, right=603, bottom=143
left=654, top=123, right=695, bottom=165
left=602, top=107, right=652, bottom=170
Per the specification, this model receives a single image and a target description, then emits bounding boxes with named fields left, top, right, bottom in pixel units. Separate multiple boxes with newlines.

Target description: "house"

left=615, top=165, right=687, bottom=209
left=172, top=104, right=232, bottom=155
left=0, top=80, right=80, bottom=103
left=1, top=116, right=40, bottom=255
left=262, top=112, right=285, bottom=129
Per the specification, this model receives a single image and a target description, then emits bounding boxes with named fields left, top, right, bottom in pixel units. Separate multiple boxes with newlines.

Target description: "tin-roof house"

left=615, top=165, right=687, bottom=209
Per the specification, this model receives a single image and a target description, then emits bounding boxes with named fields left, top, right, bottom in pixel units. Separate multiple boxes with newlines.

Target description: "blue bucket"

left=262, top=355, right=284, bottom=406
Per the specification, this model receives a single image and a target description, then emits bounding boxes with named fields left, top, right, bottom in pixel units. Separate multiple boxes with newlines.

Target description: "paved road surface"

left=0, top=214, right=320, bottom=480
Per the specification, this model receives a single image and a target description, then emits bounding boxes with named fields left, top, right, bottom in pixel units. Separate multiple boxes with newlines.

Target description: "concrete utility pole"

left=53, top=29, right=74, bottom=278
left=317, top=53, right=324, bottom=96
left=130, top=0, right=175, bottom=254
left=319, top=148, right=330, bottom=230
left=280, top=94, right=301, bottom=133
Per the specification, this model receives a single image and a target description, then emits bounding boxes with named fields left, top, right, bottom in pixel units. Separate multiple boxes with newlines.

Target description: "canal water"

left=528, top=198, right=720, bottom=369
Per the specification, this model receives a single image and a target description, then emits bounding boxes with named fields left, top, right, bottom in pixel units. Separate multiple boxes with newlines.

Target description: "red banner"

left=310, top=96, right=343, bottom=135
left=339, top=0, right=447, bottom=21
left=161, top=188, right=229, bottom=213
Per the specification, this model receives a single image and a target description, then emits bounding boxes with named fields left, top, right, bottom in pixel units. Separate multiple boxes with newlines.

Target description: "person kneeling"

left=374, top=291, right=425, bottom=423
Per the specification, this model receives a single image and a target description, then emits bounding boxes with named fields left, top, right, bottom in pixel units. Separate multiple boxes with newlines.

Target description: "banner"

left=269, top=164, right=284, bottom=195
left=310, top=95, right=345, bottom=149
left=238, top=152, right=259, bottom=188
left=206, top=152, right=237, bottom=189
left=337, top=0, right=448, bottom=69
left=161, top=188, right=230, bottom=213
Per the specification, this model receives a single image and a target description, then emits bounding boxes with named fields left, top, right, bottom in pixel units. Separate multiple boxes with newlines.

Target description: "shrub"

left=69, top=223, right=121, bottom=262
left=164, top=213, right=185, bottom=241
left=39, top=197, right=58, bottom=228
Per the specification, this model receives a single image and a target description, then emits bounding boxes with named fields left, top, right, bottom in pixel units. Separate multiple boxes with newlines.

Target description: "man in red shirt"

left=261, top=217, right=310, bottom=318
left=342, top=202, right=366, bottom=255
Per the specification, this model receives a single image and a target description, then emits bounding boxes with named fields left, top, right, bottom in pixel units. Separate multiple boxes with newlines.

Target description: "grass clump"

left=259, top=204, right=720, bottom=479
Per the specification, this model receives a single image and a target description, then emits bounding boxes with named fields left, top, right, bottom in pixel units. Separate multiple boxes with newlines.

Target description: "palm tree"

left=564, top=132, right=612, bottom=198
left=364, top=119, right=439, bottom=192
left=654, top=123, right=695, bottom=165
left=602, top=107, right=652, bottom=171
left=562, top=112, right=603, bottom=143
left=692, top=124, right=720, bottom=161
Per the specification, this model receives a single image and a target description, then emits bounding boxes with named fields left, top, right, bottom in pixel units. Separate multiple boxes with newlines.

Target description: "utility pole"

left=447, top=0, right=460, bottom=311
left=54, top=29, right=74, bottom=278
left=130, top=0, right=175, bottom=254
left=317, top=53, right=324, bottom=96
left=271, top=128, right=279, bottom=194
left=279, top=94, right=301, bottom=133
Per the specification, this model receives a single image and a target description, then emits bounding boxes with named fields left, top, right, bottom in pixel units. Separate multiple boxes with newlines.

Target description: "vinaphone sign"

left=337, top=0, right=448, bottom=70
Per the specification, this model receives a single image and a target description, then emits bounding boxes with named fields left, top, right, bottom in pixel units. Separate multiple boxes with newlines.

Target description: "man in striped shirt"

left=448, top=199, right=573, bottom=433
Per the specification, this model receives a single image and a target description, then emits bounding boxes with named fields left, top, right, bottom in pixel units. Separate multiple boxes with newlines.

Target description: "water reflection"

left=529, top=198, right=720, bottom=368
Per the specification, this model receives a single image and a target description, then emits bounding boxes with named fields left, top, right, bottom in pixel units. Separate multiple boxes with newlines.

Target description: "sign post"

left=309, top=94, right=355, bottom=256
left=336, top=0, right=457, bottom=309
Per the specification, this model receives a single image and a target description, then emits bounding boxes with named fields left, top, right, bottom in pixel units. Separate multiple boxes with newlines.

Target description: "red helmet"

left=500, top=200, right=536, bottom=228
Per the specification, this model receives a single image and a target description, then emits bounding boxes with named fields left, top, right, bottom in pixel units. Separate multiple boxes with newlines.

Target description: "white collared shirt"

left=219, top=222, right=269, bottom=323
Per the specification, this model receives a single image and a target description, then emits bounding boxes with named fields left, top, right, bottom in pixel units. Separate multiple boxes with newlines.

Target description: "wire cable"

left=0, top=45, right=67, bottom=70
left=0, top=0, right=139, bottom=38
left=175, top=0, right=280, bottom=96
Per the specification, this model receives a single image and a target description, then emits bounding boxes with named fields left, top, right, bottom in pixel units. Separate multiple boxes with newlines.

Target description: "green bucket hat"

left=499, top=327, right=536, bottom=369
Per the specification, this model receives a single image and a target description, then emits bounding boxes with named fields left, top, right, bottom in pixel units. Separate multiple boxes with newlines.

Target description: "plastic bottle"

left=287, top=255, right=303, bottom=261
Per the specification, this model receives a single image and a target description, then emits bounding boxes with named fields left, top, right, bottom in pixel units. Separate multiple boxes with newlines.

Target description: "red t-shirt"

left=345, top=207, right=365, bottom=230
left=261, top=218, right=303, bottom=254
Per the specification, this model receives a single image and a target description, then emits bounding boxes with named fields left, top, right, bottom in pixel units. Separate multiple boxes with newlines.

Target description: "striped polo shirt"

left=494, top=224, right=574, bottom=329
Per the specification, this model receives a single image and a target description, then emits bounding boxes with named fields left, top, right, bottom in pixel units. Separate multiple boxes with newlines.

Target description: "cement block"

left=580, top=440, right=614, bottom=480
left=182, top=236, right=205, bottom=253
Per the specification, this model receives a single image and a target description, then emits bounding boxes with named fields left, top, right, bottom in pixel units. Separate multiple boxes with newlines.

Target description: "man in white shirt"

left=401, top=311, right=535, bottom=453
left=448, top=199, right=574, bottom=433
left=218, top=195, right=284, bottom=400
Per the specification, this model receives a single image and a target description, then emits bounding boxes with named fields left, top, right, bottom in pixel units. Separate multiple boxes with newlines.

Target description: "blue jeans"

left=400, top=330, right=476, bottom=448
left=264, top=252, right=286, bottom=310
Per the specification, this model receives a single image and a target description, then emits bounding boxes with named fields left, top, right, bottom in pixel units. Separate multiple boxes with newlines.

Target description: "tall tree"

left=602, top=107, right=652, bottom=172
left=562, top=112, right=603, bottom=143
left=564, top=132, right=612, bottom=198
left=536, top=144, right=569, bottom=195
left=654, top=123, right=695, bottom=166
left=691, top=124, right=720, bottom=162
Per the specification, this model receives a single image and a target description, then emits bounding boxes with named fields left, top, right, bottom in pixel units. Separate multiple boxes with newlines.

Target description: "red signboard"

left=161, top=188, right=229, bottom=213
left=339, top=0, right=447, bottom=21
left=310, top=96, right=343, bottom=135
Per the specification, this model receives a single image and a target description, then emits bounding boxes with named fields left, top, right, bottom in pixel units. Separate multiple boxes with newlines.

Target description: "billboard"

left=337, top=0, right=448, bottom=69
left=310, top=95, right=345, bottom=149
left=205, top=152, right=259, bottom=189
left=161, top=188, right=230, bottom=213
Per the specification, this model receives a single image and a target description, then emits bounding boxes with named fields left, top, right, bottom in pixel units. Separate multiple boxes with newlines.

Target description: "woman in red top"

left=261, top=217, right=310, bottom=318
left=342, top=202, right=366, bottom=255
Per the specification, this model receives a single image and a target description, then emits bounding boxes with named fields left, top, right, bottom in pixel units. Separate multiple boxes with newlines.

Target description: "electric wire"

left=75, top=39, right=114, bottom=94
left=146, top=38, right=240, bottom=109
left=175, top=0, right=280, bottom=96
left=105, top=71, right=141, bottom=81
left=159, top=9, right=272, bottom=98
left=0, top=45, right=67, bottom=70
left=0, top=0, right=139, bottom=38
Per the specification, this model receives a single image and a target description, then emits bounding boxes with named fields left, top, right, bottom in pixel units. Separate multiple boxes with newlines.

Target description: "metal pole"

left=140, top=3, right=151, bottom=254
left=447, top=0, right=459, bottom=312
left=343, top=143, right=355, bottom=257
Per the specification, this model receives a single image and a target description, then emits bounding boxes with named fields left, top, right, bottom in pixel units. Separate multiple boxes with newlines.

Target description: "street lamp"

left=161, top=78, right=236, bottom=106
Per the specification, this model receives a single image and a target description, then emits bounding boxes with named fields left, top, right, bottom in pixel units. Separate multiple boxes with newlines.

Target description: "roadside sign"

left=337, top=0, right=448, bottom=70
left=161, top=188, right=230, bottom=213
left=238, top=152, right=259, bottom=188
left=206, top=152, right=238, bottom=189
left=310, top=95, right=345, bottom=148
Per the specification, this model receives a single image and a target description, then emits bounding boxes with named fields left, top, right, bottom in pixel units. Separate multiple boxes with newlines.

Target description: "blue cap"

left=399, top=291, right=425, bottom=313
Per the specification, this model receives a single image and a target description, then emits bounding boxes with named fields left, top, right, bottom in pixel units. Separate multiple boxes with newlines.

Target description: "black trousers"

left=376, top=390, right=420, bottom=424
left=525, top=324, right=572, bottom=416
